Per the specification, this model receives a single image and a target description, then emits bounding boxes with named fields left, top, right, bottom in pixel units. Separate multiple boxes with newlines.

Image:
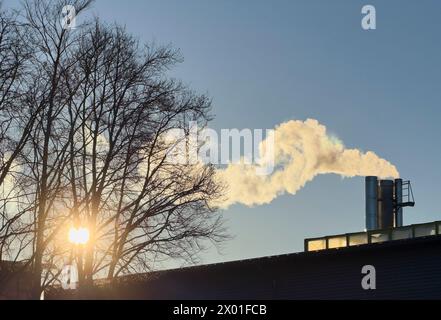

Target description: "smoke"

left=215, top=119, right=399, bottom=208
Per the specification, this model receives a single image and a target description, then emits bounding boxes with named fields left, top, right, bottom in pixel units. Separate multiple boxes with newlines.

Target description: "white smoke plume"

left=216, top=119, right=399, bottom=208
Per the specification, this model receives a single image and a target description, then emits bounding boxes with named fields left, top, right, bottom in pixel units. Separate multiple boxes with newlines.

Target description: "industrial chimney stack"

left=365, top=176, right=414, bottom=231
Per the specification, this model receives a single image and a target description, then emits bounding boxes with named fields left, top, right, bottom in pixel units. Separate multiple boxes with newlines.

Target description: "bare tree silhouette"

left=0, top=0, right=227, bottom=299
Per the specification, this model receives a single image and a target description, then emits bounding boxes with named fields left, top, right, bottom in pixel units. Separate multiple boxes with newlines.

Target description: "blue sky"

left=89, top=0, right=441, bottom=264
left=9, top=0, right=441, bottom=266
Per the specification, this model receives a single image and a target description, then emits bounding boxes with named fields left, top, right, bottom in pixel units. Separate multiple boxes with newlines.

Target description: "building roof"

left=47, top=226, right=441, bottom=299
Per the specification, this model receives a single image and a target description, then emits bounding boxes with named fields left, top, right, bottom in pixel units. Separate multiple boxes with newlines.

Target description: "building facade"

left=48, top=235, right=441, bottom=300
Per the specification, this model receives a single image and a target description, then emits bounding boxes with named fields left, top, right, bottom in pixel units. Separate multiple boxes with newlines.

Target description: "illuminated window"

left=348, top=233, right=368, bottom=246
left=328, top=236, right=347, bottom=249
left=307, top=239, right=326, bottom=251
left=305, top=221, right=441, bottom=253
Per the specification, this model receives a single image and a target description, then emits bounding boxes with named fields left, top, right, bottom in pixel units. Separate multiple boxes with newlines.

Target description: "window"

left=414, top=223, right=436, bottom=238
left=348, top=233, right=368, bottom=246
left=305, top=221, right=441, bottom=253
left=328, top=236, right=347, bottom=249
left=307, top=239, right=326, bottom=251
left=370, top=231, right=389, bottom=243
left=392, top=227, right=412, bottom=240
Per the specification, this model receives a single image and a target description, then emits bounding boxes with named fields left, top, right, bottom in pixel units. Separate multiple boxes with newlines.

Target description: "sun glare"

left=68, top=227, right=90, bottom=245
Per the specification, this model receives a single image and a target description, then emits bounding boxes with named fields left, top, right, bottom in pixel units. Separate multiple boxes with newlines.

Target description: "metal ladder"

left=400, top=180, right=415, bottom=207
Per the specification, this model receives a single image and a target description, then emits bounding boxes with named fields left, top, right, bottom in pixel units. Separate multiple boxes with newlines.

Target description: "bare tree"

left=64, top=22, right=227, bottom=290
left=0, top=0, right=227, bottom=299
left=14, top=0, right=92, bottom=298
left=0, top=3, right=39, bottom=280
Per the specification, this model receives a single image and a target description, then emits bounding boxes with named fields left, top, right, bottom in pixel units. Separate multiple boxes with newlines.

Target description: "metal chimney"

left=365, top=176, right=415, bottom=231
left=365, top=176, right=378, bottom=230
left=394, top=178, right=403, bottom=227
left=378, top=180, right=394, bottom=229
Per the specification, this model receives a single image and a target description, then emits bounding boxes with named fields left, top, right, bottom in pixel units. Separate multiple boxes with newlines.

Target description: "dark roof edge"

left=104, top=234, right=441, bottom=285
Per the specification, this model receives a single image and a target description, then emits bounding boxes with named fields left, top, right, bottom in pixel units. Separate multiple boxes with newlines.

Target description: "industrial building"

left=47, top=223, right=441, bottom=299
left=45, top=176, right=441, bottom=300
left=1, top=176, right=438, bottom=299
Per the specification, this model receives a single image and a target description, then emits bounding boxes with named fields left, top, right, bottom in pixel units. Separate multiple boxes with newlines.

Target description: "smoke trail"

left=216, top=119, right=399, bottom=208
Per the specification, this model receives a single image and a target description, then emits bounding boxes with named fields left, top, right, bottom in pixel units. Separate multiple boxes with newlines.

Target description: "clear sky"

left=9, top=0, right=441, bottom=266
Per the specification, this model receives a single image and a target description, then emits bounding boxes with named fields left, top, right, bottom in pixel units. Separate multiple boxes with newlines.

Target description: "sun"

left=68, top=227, right=90, bottom=245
